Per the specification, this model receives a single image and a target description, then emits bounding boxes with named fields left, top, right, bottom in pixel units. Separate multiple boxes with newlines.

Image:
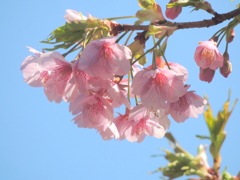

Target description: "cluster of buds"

left=21, top=9, right=207, bottom=142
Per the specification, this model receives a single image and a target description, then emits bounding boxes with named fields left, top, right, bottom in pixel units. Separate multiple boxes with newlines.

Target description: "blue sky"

left=1, top=0, right=240, bottom=180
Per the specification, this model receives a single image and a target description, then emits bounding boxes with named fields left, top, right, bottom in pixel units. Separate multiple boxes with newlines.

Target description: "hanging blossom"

left=78, top=36, right=132, bottom=80
left=70, top=92, right=114, bottom=127
left=131, top=58, right=187, bottom=110
left=124, top=105, right=171, bottom=143
left=20, top=47, right=46, bottom=87
left=166, top=85, right=207, bottom=123
left=20, top=47, right=79, bottom=103
left=194, top=39, right=224, bottom=70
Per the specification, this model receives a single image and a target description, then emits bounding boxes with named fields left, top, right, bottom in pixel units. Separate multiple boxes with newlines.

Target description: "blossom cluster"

left=20, top=9, right=207, bottom=143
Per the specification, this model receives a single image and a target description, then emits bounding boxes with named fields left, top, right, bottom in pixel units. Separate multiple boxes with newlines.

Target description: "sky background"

left=1, top=0, right=240, bottom=180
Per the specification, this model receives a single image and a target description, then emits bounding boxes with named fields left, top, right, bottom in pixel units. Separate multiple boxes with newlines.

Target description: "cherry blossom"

left=131, top=68, right=186, bottom=109
left=166, top=88, right=207, bottom=123
left=37, top=52, right=78, bottom=103
left=96, top=122, right=120, bottom=140
left=194, top=39, right=224, bottom=70
left=113, top=112, right=132, bottom=140
left=78, top=36, right=132, bottom=80
left=71, top=93, right=114, bottom=127
left=20, top=47, right=46, bottom=87
left=21, top=47, right=79, bottom=103
left=124, top=105, right=170, bottom=143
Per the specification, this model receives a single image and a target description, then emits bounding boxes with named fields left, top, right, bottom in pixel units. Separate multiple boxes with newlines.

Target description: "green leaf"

left=40, top=24, right=85, bottom=51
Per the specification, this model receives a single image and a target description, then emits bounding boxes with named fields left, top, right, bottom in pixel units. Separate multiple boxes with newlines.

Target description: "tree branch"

left=113, top=8, right=240, bottom=34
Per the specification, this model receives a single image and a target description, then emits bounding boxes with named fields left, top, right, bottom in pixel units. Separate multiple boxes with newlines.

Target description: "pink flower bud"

left=165, top=0, right=182, bottom=20
left=227, top=28, right=235, bottom=43
left=220, top=52, right=232, bottom=78
left=199, top=68, right=215, bottom=83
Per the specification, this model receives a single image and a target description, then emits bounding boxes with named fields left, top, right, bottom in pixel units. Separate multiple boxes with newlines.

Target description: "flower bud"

left=194, top=1, right=215, bottom=15
left=136, top=3, right=165, bottom=22
left=199, top=68, right=215, bottom=83
left=227, top=28, right=235, bottom=43
left=165, top=0, right=182, bottom=20
left=220, top=52, right=232, bottom=78
left=138, top=0, right=155, bottom=9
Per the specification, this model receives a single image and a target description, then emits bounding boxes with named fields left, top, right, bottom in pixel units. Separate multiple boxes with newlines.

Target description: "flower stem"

left=124, top=31, right=134, bottom=46
left=106, top=15, right=136, bottom=20
left=116, top=31, right=129, bottom=43
left=131, top=38, right=163, bottom=65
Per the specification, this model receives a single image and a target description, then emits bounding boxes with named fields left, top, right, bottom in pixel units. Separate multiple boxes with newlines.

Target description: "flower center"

left=133, top=119, right=150, bottom=135
left=99, top=42, right=113, bottom=61
left=154, top=72, right=169, bottom=89
left=40, top=71, right=50, bottom=84
left=201, top=48, right=216, bottom=66
left=54, top=65, right=73, bottom=82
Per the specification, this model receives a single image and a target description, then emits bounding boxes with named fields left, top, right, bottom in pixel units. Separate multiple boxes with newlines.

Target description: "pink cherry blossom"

left=86, top=77, right=131, bottom=109
left=124, top=105, right=170, bottom=143
left=96, top=122, right=120, bottom=140
left=37, top=52, right=78, bottom=103
left=194, top=39, right=224, bottom=70
left=71, top=93, right=114, bottom=127
left=167, top=88, right=207, bottom=123
left=78, top=36, right=131, bottom=80
left=165, top=0, right=182, bottom=20
left=113, top=112, right=132, bottom=140
left=131, top=68, right=186, bottom=109
left=73, top=59, right=91, bottom=96
left=20, top=47, right=48, bottom=87
left=153, top=56, right=188, bottom=83
left=199, top=67, right=215, bottom=83
left=21, top=47, right=79, bottom=103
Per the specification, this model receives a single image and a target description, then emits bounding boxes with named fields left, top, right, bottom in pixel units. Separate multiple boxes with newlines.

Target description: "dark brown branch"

left=113, top=8, right=240, bottom=34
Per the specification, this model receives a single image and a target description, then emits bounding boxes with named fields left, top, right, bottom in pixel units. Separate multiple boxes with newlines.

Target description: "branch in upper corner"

left=112, top=8, right=240, bottom=34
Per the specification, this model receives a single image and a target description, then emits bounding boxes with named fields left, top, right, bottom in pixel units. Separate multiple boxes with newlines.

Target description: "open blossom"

left=21, top=47, right=78, bottom=103
left=194, top=39, right=224, bottom=70
left=73, top=59, right=91, bottom=96
left=71, top=93, right=114, bottom=127
left=96, top=122, right=120, bottom=140
left=113, top=112, right=132, bottom=140
left=131, top=68, right=186, bottom=109
left=154, top=56, right=188, bottom=83
left=165, top=0, right=182, bottom=20
left=37, top=51, right=78, bottom=103
left=166, top=87, right=207, bottom=123
left=78, top=36, right=131, bottom=80
left=87, top=77, right=131, bottom=109
left=124, top=105, right=170, bottom=143
left=20, top=47, right=46, bottom=87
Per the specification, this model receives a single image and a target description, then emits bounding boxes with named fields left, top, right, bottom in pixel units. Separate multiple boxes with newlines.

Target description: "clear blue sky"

left=1, top=1, right=239, bottom=180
